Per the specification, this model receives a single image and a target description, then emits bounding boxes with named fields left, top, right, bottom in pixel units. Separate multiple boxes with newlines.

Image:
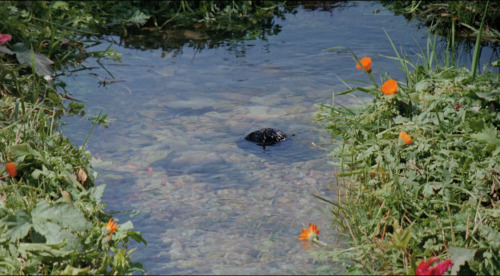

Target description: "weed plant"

left=316, top=17, right=499, bottom=276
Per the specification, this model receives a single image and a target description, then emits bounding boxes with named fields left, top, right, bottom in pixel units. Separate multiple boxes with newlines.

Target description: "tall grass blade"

left=384, top=28, right=410, bottom=78
left=472, top=1, right=489, bottom=80
left=81, top=109, right=103, bottom=152
left=451, top=11, right=456, bottom=66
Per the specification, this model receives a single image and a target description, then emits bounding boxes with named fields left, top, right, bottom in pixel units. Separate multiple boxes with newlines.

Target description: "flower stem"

left=312, top=237, right=328, bottom=247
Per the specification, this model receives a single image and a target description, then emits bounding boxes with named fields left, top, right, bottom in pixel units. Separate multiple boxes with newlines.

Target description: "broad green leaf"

left=90, top=184, right=106, bottom=202
left=31, top=200, right=91, bottom=232
left=18, top=240, right=72, bottom=258
left=119, top=220, right=134, bottom=232
left=449, top=246, right=477, bottom=275
left=32, top=220, right=72, bottom=245
left=471, top=124, right=500, bottom=144
left=0, top=45, right=14, bottom=55
left=126, top=10, right=150, bottom=25
left=127, top=231, right=147, bottom=246
left=60, top=265, right=91, bottom=275
left=470, top=124, right=500, bottom=154
left=475, top=91, right=500, bottom=102
left=466, top=118, right=484, bottom=132
left=2, top=210, right=32, bottom=241
left=31, top=201, right=90, bottom=251
left=8, top=144, right=43, bottom=162
left=50, top=1, right=69, bottom=10
left=12, top=42, right=54, bottom=77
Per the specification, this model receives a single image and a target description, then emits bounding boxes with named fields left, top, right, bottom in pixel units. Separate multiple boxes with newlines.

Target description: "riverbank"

left=316, top=3, right=499, bottom=274
left=0, top=2, right=146, bottom=274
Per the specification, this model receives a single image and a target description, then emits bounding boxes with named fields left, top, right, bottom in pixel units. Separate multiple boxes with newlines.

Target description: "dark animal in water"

left=245, top=128, right=287, bottom=148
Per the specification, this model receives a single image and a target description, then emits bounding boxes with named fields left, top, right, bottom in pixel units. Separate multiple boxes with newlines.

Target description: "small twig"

left=465, top=214, right=470, bottom=247
left=344, top=217, right=359, bottom=247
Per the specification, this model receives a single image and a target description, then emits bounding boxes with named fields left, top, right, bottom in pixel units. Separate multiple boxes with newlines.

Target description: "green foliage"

left=316, top=32, right=499, bottom=275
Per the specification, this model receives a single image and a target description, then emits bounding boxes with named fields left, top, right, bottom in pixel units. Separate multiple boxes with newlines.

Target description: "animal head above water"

left=245, top=128, right=287, bottom=149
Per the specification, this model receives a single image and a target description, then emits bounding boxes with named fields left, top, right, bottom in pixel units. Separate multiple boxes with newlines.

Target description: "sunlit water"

left=60, top=2, right=498, bottom=274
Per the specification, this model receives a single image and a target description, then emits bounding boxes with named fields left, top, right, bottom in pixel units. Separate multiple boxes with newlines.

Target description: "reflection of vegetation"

left=96, top=1, right=289, bottom=57
left=382, top=1, right=500, bottom=43
left=97, top=1, right=353, bottom=56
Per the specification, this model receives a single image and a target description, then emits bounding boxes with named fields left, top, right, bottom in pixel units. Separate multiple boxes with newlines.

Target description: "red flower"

left=416, top=257, right=453, bottom=275
left=0, top=34, right=12, bottom=46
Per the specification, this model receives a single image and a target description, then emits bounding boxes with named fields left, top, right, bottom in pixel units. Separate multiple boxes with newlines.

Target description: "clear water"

left=60, top=1, right=498, bottom=274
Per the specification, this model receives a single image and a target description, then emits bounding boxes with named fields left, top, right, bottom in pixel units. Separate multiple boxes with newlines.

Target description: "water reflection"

left=60, top=1, right=497, bottom=275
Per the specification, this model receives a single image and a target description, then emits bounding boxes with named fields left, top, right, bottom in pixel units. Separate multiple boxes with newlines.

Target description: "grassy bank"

left=0, top=2, right=146, bottom=274
left=316, top=6, right=499, bottom=275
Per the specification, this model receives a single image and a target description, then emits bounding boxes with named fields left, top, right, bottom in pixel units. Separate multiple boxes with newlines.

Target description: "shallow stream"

left=60, top=1, right=498, bottom=274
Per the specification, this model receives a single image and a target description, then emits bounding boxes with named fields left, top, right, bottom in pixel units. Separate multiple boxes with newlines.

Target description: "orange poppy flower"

left=106, top=218, right=118, bottom=234
left=399, top=131, right=412, bottom=145
left=6, top=162, right=17, bottom=177
left=298, top=223, right=320, bottom=241
left=356, top=57, right=372, bottom=72
left=381, top=79, right=398, bottom=95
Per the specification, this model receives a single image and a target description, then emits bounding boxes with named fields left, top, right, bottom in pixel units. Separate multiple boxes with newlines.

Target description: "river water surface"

left=60, top=1, right=497, bottom=274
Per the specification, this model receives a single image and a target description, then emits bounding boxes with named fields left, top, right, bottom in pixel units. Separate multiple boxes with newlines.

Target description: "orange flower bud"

left=399, top=131, right=412, bottom=145
left=356, top=57, right=372, bottom=72
left=6, top=162, right=17, bottom=177
left=381, top=79, right=398, bottom=95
